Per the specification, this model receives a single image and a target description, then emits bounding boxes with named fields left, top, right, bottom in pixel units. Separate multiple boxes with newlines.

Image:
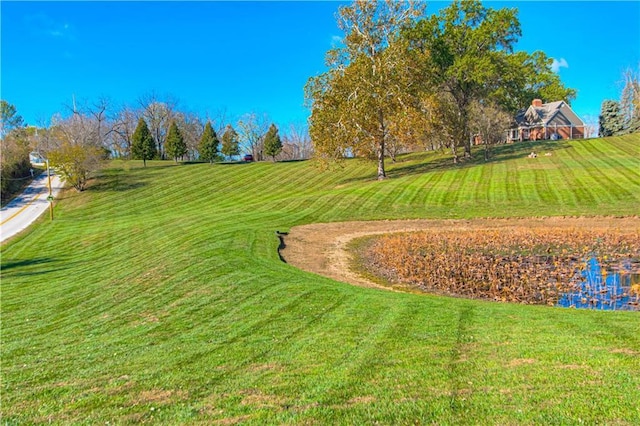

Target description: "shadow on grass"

left=87, top=172, right=149, bottom=193
left=216, top=159, right=309, bottom=165
left=110, top=160, right=203, bottom=171
left=72, top=160, right=211, bottom=194
left=0, top=257, right=70, bottom=279
left=278, top=159, right=309, bottom=164
left=340, top=140, right=571, bottom=183
left=180, top=161, right=211, bottom=166
left=216, top=160, right=256, bottom=166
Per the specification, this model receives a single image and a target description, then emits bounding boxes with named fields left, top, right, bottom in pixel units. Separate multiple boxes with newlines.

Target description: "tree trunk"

left=377, top=110, right=387, bottom=180
left=464, top=137, right=472, bottom=158
left=457, top=98, right=472, bottom=158
left=377, top=138, right=386, bottom=180
left=463, top=122, right=472, bottom=159
left=451, top=141, right=458, bottom=164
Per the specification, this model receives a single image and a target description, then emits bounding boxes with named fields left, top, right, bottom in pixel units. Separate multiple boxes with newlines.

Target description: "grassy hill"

left=2, top=135, right=639, bottom=424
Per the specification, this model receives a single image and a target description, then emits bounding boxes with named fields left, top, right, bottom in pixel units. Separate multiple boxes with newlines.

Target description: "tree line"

left=0, top=100, right=31, bottom=203
left=0, top=94, right=312, bottom=192
left=4, top=0, right=639, bottom=193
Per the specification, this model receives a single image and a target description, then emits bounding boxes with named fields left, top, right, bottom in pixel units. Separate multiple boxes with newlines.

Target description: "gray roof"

left=515, top=101, right=584, bottom=127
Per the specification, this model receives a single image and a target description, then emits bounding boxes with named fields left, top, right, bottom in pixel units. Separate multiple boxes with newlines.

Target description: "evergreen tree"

left=263, top=123, right=283, bottom=162
left=598, top=100, right=625, bottom=137
left=131, top=118, right=156, bottom=167
left=198, top=121, right=219, bottom=163
left=221, top=125, right=239, bottom=160
left=165, top=121, right=187, bottom=162
left=0, top=100, right=24, bottom=138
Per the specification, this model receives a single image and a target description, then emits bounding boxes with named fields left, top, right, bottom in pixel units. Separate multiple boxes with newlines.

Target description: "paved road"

left=0, top=172, right=64, bottom=243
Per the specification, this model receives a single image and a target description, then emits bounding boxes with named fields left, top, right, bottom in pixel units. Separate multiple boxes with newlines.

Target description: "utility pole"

left=46, top=159, right=54, bottom=221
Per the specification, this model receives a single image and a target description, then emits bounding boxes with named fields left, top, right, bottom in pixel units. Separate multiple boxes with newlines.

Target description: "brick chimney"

left=532, top=99, right=543, bottom=107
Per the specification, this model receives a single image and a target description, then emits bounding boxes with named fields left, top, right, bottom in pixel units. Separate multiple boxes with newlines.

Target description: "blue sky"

left=2, top=1, right=639, bottom=131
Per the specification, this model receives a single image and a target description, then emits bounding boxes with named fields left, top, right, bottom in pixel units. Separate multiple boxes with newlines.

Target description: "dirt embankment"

left=279, top=217, right=640, bottom=291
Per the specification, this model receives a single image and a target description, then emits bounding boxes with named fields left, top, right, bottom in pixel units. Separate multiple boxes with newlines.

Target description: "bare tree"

left=51, top=110, right=97, bottom=148
left=620, top=66, right=640, bottom=133
left=89, top=96, right=112, bottom=148
left=32, top=117, right=57, bottom=157
left=48, top=111, right=107, bottom=191
left=281, top=123, right=313, bottom=160
left=110, top=105, right=139, bottom=158
left=237, top=112, right=269, bottom=160
left=469, top=100, right=511, bottom=161
left=60, top=96, right=115, bottom=153
left=138, top=92, right=178, bottom=159
left=205, top=107, right=231, bottom=136
left=581, top=114, right=599, bottom=139
left=174, top=111, right=203, bottom=161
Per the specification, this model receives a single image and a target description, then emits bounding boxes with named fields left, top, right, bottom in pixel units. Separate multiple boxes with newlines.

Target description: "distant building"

left=508, top=99, right=585, bottom=142
left=29, top=151, right=46, bottom=166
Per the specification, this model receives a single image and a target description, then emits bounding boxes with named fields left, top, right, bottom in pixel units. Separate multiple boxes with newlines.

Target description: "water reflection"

left=558, top=257, right=640, bottom=311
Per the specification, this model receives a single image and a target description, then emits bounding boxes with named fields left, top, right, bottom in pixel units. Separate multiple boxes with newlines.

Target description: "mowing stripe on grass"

left=441, top=167, right=470, bottom=207
left=574, top=140, right=640, bottom=189
left=563, top=143, right=635, bottom=203
left=474, top=162, right=493, bottom=206
left=532, top=167, right=561, bottom=206
left=504, top=160, right=523, bottom=203
left=416, top=170, right=448, bottom=208
left=402, top=170, right=441, bottom=206
left=553, top=155, right=597, bottom=206
left=2, top=135, right=640, bottom=424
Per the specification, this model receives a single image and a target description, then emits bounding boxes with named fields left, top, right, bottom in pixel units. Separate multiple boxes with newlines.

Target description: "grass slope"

left=2, top=135, right=640, bottom=424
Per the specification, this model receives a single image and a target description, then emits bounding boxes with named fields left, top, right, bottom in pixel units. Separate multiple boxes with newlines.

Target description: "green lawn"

left=2, top=135, right=640, bottom=424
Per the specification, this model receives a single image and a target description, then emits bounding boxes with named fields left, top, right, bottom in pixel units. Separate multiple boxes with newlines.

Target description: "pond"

left=558, top=257, right=640, bottom=311
left=361, top=227, right=640, bottom=311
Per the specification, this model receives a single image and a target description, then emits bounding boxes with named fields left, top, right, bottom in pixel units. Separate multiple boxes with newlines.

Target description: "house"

left=29, top=151, right=46, bottom=166
left=507, top=99, right=585, bottom=142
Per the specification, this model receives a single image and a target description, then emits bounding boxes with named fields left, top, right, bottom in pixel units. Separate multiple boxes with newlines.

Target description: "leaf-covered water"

left=364, top=228, right=640, bottom=310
